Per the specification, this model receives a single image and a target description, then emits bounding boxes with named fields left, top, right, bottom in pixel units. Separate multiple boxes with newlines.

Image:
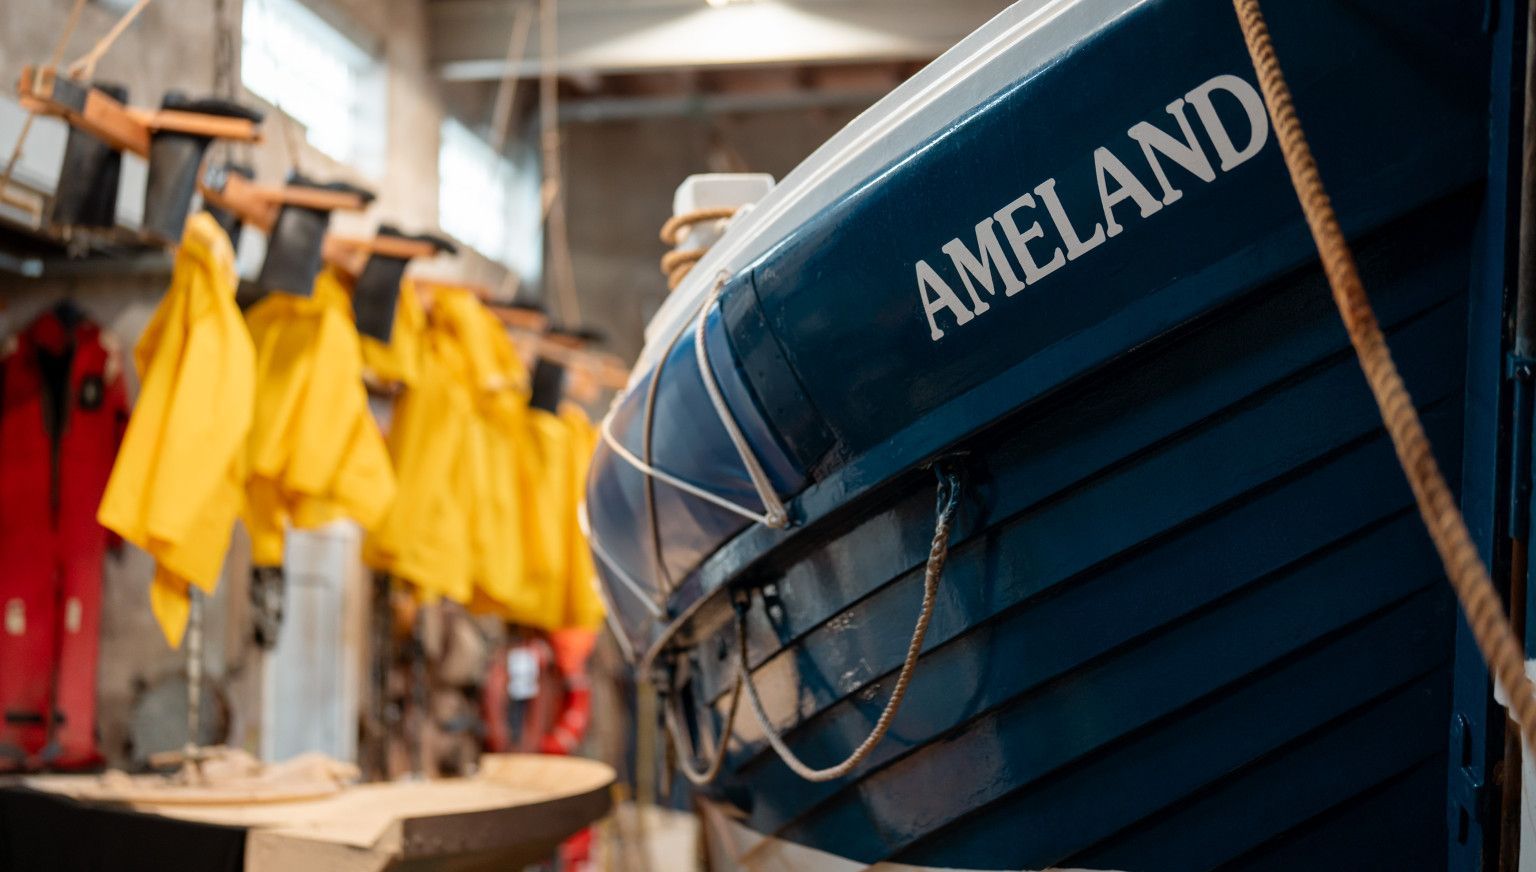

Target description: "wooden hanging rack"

left=323, top=233, right=450, bottom=279
left=417, top=283, right=628, bottom=390
left=199, top=172, right=370, bottom=235
left=17, top=65, right=262, bottom=159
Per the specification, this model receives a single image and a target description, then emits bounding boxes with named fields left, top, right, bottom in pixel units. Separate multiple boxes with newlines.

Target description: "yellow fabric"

left=517, top=399, right=604, bottom=631
left=98, top=213, right=255, bottom=648
left=560, top=402, right=605, bottom=629
left=244, top=269, right=396, bottom=566
left=361, top=283, right=603, bottom=632
left=359, top=279, right=425, bottom=388
left=365, top=287, right=529, bottom=610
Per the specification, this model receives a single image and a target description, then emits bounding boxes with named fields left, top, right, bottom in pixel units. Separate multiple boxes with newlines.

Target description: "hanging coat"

left=518, top=403, right=576, bottom=630
left=436, top=290, right=534, bottom=620
left=363, top=314, right=474, bottom=602
left=0, top=309, right=127, bottom=769
left=243, top=269, right=396, bottom=566
left=560, top=402, right=605, bottom=631
left=365, top=287, right=530, bottom=612
left=98, top=212, right=255, bottom=649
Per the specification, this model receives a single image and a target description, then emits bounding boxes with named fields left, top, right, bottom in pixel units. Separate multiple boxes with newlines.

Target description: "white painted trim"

left=632, top=0, right=1148, bottom=381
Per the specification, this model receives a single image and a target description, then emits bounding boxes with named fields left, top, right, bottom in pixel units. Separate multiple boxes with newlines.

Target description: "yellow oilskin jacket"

left=367, top=287, right=534, bottom=614
left=243, top=269, right=396, bottom=566
left=98, top=213, right=255, bottom=648
left=561, top=402, right=605, bottom=630
left=365, top=320, right=475, bottom=602
left=437, top=289, right=535, bottom=620
left=514, top=396, right=607, bottom=631
left=359, top=279, right=425, bottom=389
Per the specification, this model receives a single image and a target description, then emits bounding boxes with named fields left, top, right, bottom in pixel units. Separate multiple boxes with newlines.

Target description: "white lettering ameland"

left=917, top=73, right=1270, bottom=341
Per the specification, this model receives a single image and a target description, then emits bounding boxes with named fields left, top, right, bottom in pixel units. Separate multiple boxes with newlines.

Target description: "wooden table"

left=4, top=754, right=614, bottom=871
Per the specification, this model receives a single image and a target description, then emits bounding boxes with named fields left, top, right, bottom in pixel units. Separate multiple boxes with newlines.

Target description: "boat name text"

left=917, top=73, right=1271, bottom=341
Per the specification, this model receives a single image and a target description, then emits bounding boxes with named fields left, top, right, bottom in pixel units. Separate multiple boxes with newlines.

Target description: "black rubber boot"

left=50, top=82, right=129, bottom=229
left=142, top=91, right=263, bottom=243
left=353, top=227, right=456, bottom=342
left=255, top=171, right=375, bottom=297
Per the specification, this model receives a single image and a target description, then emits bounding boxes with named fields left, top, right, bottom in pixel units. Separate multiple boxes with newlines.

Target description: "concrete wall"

left=560, top=107, right=868, bottom=363
left=0, top=0, right=484, bottom=769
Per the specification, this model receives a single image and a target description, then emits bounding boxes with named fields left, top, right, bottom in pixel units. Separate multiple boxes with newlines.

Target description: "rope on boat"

left=735, top=465, right=961, bottom=782
left=664, top=660, right=745, bottom=785
left=660, top=207, right=739, bottom=289
left=693, top=276, right=791, bottom=529
left=599, top=271, right=791, bottom=529
left=1234, top=0, right=1536, bottom=747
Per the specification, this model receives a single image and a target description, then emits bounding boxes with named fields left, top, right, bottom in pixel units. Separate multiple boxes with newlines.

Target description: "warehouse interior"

left=8, top=1, right=1530, bottom=871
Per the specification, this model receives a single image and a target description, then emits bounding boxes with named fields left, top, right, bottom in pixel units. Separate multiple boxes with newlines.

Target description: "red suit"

left=0, top=308, right=126, bottom=771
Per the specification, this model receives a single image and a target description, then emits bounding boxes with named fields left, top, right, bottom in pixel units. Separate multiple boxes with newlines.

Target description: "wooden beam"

left=328, top=233, right=444, bottom=261
left=18, top=66, right=262, bottom=157
left=200, top=174, right=371, bottom=235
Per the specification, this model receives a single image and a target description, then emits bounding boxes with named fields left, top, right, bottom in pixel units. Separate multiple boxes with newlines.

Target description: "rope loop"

left=660, top=207, right=740, bottom=288
left=735, top=462, right=963, bottom=782
left=660, top=206, right=740, bottom=246
left=662, top=655, right=745, bottom=786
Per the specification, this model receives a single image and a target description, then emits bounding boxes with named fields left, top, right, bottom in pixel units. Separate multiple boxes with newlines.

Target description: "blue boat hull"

left=586, top=0, right=1520, bottom=867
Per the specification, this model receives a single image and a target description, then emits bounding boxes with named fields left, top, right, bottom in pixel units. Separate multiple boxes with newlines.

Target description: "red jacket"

left=0, top=309, right=127, bottom=770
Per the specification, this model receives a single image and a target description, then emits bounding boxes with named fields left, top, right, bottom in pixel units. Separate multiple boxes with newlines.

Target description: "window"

left=438, top=117, right=542, bottom=281
left=242, top=0, right=385, bottom=175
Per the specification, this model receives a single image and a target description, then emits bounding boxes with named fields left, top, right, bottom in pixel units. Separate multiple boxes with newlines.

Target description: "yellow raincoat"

left=366, top=287, right=534, bottom=615
left=364, top=313, right=474, bottom=602
left=513, top=397, right=605, bottom=631
left=98, top=213, right=255, bottom=647
left=560, top=402, right=605, bottom=630
left=243, top=269, right=396, bottom=566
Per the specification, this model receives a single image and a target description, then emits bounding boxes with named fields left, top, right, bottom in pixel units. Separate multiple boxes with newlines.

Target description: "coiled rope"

left=1234, top=0, right=1536, bottom=746
left=660, top=207, right=739, bottom=289
left=735, top=465, right=961, bottom=782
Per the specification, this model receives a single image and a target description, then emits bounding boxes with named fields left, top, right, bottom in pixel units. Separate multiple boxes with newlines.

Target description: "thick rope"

left=662, top=249, right=706, bottom=290
left=660, top=207, right=738, bottom=289
left=737, top=466, right=960, bottom=782
left=1234, top=0, right=1536, bottom=748
left=663, top=665, right=744, bottom=785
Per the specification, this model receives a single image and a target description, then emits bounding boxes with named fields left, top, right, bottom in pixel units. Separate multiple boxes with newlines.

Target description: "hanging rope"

left=538, top=0, right=584, bottom=326
left=489, top=1, right=536, bottom=155
left=663, top=662, right=744, bottom=786
left=660, top=206, right=739, bottom=289
left=1233, top=0, right=1536, bottom=747
left=68, top=0, right=153, bottom=81
left=0, top=0, right=87, bottom=210
left=736, top=464, right=960, bottom=782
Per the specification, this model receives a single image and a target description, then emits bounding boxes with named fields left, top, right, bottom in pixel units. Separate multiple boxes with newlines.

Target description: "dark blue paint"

left=583, top=0, right=1519, bottom=867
